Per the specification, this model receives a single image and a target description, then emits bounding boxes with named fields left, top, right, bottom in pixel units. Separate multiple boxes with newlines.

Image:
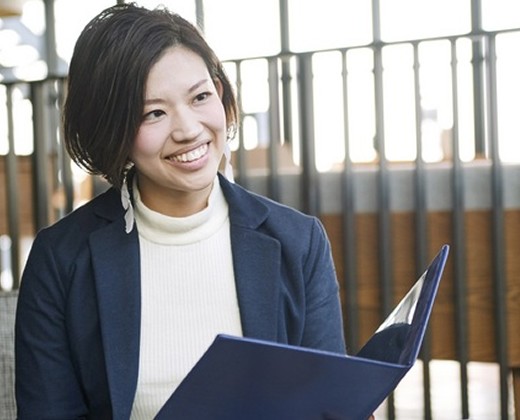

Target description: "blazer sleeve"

left=15, top=231, right=88, bottom=419
left=300, top=217, right=346, bottom=354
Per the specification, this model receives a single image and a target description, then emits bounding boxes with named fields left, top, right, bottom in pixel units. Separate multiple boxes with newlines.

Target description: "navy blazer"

left=15, top=175, right=345, bottom=420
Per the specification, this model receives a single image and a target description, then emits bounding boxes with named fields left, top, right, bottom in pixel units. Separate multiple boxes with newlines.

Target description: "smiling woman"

left=13, top=3, right=348, bottom=420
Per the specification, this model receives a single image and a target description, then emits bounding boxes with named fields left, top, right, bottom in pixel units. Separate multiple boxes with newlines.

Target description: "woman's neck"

left=134, top=177, right=214, bottom=218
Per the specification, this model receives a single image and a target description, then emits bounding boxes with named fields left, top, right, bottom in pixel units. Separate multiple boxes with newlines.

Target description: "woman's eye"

left=143, top=109, right=164, bottom=120
left=194, top=92, right=211, bottom=103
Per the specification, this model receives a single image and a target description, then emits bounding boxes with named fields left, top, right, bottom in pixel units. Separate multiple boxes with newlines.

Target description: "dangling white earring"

left=222, top=123, right=237, bottom=183
left=227, top=123, right=237, bottom=140
left=121, top=177, right=135, bottom=233
left=223, top=142, right=235, bottom=183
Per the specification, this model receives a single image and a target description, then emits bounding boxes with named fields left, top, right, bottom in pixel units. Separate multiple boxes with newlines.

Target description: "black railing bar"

left=55, top=79, right=74, bottom=215
left=279, top=0, right=290, bottom=53
left=470, top=0, right=486, bottom=156
left=0, top=75, right=66, bottom=88
left=372, top=8, right=393, bottom=323
left=4, top=84, right=21, bottom=290
left=278, top=0, right=293, bottom=144
left=30, top=82, right=51, bottom=232
left=450, top=38, right=470, bottom=420
left=280, top=58, right=293, bottom=145
left=471, top=36, right=487, bottom=156
left=340, top=50, right=359, bottom=353
left=296, top=53, right=319, bottom=216
left=1, top=30, right=519, bottom=89
left=267, top=57, right=281, bottom=202
left=411, top=41, right=433, bottom=420
left=411, top=41, right=428, bottom=268
left=372, top=20, right=396, bottom=420
left=43, top=0, right=59, bottom=77
left=45, top=81, right=63, bottom=221
left=485, top=34, right=510, bottom=420
left=195, top=0, right=204, bottom=33
left=218, top=28, right=520, bottom=65
left=232, top=61, right=248, bottom=188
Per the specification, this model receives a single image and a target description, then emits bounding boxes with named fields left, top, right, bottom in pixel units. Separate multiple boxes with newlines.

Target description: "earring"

left=222, top=143, right=235, bottom=183
left=121, top=173, right=135, bottom=234
left=227, top=123, right=237, bottom=140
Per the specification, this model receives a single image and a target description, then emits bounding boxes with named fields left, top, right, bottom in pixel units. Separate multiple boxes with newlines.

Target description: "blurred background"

left=1, top=0, right=520, bottom=419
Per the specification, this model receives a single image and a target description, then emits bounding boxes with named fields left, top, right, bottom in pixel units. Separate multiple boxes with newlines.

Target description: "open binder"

left=155, top=245, right=450, bottom=420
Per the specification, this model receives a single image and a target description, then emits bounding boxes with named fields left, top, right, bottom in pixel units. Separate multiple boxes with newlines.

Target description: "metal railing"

left=1, top=29, right=519, bottom=420
left=221, top=30, right=518, bottom=419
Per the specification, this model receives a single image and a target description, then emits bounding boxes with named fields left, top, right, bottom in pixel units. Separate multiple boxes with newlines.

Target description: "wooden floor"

left=374, top=360, right=516, bottom=419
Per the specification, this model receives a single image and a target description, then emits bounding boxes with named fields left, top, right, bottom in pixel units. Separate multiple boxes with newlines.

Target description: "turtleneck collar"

left=133, top=177, right=229, bottom=245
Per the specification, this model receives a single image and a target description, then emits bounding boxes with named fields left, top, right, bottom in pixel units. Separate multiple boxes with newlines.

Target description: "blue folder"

left=155, top=245, right=450, bottom=420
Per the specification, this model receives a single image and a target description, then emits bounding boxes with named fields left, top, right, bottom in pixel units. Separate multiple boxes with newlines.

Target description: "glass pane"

left=54, top=0, right=116, bottom=66
left=496, top=32, right=520, bottom=162
left=55, top=1, right=196, bottom=68
left=239, top=59, right=270, bottom=150
left=0, top=86, right=35, bottom=156
left=380, top=0, right=471, bottom=42
left=240, top=59, right=269, bottom=114
left=418, top=40, right=452, bottom=163
left=346, top=48, right=376, bottom=163
left=288, top=0, right=372, bottom=52
left=0, top=86, right=6, bottom=154
left=203, top=0, right=280, bottom=60
left=312, top=51, right=344, bottom=171
left=455, top=38, right=476, bottom=162
left=12, top=87, right=33, bottom=155
left=382, top=44, right=417, bottom=161
left=1, top=0, right=47, bottom=81
left=482, top=0, right=520, bottom=31
left=135, top=0, right=196, bottom=22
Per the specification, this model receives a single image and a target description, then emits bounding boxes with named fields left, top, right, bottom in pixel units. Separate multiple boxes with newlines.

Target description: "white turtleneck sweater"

left=129, top=178, right=243, bottom=419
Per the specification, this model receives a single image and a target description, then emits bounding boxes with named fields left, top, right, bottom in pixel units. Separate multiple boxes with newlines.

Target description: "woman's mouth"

left=168, top=143, right=209, bottom=163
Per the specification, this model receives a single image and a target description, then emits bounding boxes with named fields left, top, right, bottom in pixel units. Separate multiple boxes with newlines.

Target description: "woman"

left=15, top=3, right=346, bottom=419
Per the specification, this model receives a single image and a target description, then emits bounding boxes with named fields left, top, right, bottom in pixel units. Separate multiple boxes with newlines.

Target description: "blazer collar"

left=218, top=174, right=281, bottom=341
left=90, top=189, right=141, bottom=420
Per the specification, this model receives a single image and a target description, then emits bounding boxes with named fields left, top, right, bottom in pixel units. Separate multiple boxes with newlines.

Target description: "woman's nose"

left=170, top=108, right=202, bottom=142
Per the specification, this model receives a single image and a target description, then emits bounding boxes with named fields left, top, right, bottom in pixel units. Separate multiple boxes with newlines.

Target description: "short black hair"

left=63, top=3, right=238, bottom=188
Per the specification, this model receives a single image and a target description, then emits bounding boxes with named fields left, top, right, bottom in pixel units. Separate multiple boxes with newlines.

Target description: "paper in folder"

left=155, top=245, right=450, bottom=420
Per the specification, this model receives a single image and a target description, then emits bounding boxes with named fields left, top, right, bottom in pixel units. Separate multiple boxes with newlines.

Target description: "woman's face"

left=130, top=46, right=227, bottom=216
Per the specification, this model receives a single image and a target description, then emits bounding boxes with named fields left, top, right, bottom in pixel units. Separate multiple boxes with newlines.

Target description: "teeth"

left=170, top=144, right=208, bottom=163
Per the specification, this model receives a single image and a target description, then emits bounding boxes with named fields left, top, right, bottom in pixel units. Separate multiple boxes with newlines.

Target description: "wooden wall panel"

left=321, top=210, right=520, bottom=367
left=0, top=156, right=35, bottom=237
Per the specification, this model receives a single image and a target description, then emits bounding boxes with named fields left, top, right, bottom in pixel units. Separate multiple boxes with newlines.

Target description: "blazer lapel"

left=231, top=225, right=281, bottom=341
left=89, top=219, right=141, bottom=420
left=220, top=175, right=281, bottom=342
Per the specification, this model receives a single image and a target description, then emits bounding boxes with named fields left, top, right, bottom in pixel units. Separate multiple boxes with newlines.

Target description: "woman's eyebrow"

left=188, top=79, right=210, bottom=93
left=144, top=79, right=210, bottom=105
